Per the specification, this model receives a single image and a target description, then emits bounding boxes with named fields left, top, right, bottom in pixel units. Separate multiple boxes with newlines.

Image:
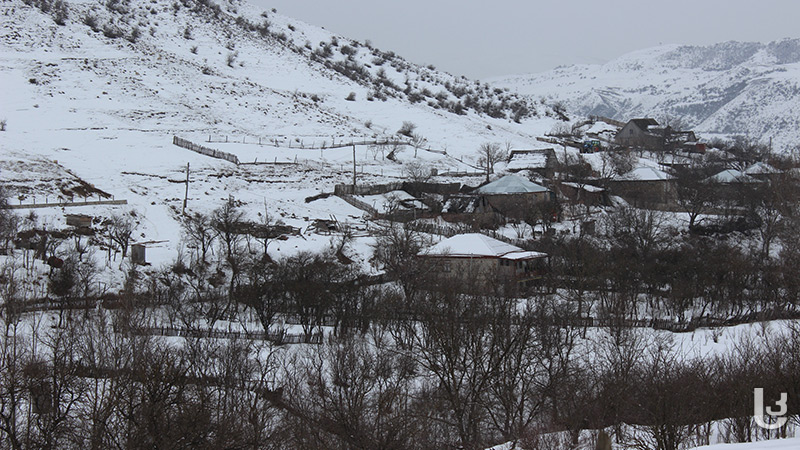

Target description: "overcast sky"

left=251, top=0, right=800, bottom=79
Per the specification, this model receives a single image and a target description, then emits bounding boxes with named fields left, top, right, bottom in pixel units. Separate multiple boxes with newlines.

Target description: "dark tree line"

left=1, top=193, right=800, bottom=449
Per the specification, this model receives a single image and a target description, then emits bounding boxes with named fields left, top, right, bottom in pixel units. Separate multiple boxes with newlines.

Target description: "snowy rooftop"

left=507, top=151, right=549, bottom=171
left=562, top=181, right=606, bottom=192
left=474, top=175, right=549, bottom=194
left=586, top=121, right=619, bottom=134
left=419, top=233, right=547, bottom=259
left=706, top=169, right=760, bottom=184
left=744, top=162, right=779, bottom=175
left=618, top=167, right=673, bottom=181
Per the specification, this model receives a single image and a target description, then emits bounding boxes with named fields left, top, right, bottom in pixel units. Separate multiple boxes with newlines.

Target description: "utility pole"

left=352, top=143, right=357, bottom=189
left=182, top=162, right=190, bottom=214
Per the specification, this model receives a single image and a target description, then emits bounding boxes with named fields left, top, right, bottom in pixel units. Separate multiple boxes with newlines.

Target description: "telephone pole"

left=182, top=162, right=190, bottom=214
left=352, top=143, right=357, bottom=189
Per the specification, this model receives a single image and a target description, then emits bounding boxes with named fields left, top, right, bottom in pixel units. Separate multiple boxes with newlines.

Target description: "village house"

left=705, top=169, right=761, bottom=184
left=744, top=162, right=781, bottom=181
left=615, top=118, right=699, bottom=152
left=555, top=181, right=610, bottom=208
left=417, top=233, right=548, bottom=290
left=606, top=167, right=676, bottom=207
left=704, top=168, right=763, bottom=206
left=615, top=118, right=661, bottom=148
left=472, top=174, right=553, bottom=219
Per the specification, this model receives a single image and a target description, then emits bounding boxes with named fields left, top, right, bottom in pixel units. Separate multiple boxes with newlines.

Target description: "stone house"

left=417, top=233, right=548, bottom=290
left=472, top=175, right=554, bottom=219
left=606, top=167, right=676, bottom=207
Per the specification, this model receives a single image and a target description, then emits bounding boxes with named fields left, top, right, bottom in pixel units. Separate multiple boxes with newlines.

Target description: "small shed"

left=557, top=181, right=609, bottom=207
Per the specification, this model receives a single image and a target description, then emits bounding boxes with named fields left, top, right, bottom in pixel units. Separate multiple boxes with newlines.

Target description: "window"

left=443, top=262, right=451, bottom=273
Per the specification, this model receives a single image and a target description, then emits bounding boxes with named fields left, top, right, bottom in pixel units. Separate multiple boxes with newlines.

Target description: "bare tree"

left=282, top=332, right=421, bottom=448
left=477, top=142, right=507, bottom=183
left=410, top=133, right=427, bottom=158
left=673, top=163, right=717, bottom=229
left=402, top=160, right=433, bottom=183
left=370, top=223, right=432, bottom=306
left=107, top=211, right=138, bottom=260
left=181, top=212, right=216, bottom=265
left=211, top=197, right=246, bottom=306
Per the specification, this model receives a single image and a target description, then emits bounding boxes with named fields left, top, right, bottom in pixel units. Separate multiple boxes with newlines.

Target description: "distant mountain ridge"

left=490, top=39, right=800, bottom=152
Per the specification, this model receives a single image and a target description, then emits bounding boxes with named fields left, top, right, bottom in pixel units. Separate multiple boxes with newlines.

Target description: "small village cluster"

left=320, top=116, right=796, bottom=292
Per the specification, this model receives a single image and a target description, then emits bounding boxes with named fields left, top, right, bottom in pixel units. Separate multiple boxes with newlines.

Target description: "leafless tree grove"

left=0, top=188, right=799, bottom=449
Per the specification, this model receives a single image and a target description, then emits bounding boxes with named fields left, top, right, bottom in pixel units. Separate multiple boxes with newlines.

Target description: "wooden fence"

left=336, top=194, right=378, bottom=216
left=173, top=136, right=240, bottom=164
left=203, top=134, right=457, bottom=157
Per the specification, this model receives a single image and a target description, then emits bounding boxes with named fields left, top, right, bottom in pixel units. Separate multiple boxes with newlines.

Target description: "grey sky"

left=252, top=0, right=800, bottom=79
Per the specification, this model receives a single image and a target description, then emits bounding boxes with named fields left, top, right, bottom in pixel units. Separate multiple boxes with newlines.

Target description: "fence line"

left=5, top=199, right=128, bottom=210
left=204, top=134, right=454, bottom=157
left=131, top=326, right=323, bottom=345
left=173, top=136, right=239, bottom=164
left=336, top=194, right=378, bottom=216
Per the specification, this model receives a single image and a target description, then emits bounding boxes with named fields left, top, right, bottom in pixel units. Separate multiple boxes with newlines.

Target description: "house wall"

left=423, top=255, right=547, bottom=290
left=607, top=180, right=677, bottom=208
left=556, top=183, right=608, bottom=207
left=615, top=123, right=663, bottom=149
left=483, top=192, right=552, bottom=219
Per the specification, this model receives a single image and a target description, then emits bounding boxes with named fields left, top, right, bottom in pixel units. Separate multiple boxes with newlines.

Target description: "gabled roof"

left=744, top=162, right=779, bottom=175
left=628, top=118, right=659, bottom=130
left=705, top=169, right=760, bottom=184
left=617, top=167, right=673, bottom=181
left=474, top=175, right=549, bottom=194
left=419, top=233, right=547, bottom=259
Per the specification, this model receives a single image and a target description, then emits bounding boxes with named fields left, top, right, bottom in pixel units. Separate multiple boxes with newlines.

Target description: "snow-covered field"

left=690, top=438, right=800, bottom=450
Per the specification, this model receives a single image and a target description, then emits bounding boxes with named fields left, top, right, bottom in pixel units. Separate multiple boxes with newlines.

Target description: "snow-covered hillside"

left=0, top=0, right=564, bottom=262
left=491, top=40, right=800, bottom=152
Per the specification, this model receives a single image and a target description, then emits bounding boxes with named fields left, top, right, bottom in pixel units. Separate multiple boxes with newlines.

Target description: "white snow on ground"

left=689, top=438, right=800, bottom=450
left=0, top=0, right=565, bottom=272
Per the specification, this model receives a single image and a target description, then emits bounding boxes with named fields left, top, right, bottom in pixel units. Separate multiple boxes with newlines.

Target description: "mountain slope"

left=490, top=40, right=800, bottom=152
left=2, top=0, right=563, bottom=141
left=0, top=0, right=565, bottom=263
